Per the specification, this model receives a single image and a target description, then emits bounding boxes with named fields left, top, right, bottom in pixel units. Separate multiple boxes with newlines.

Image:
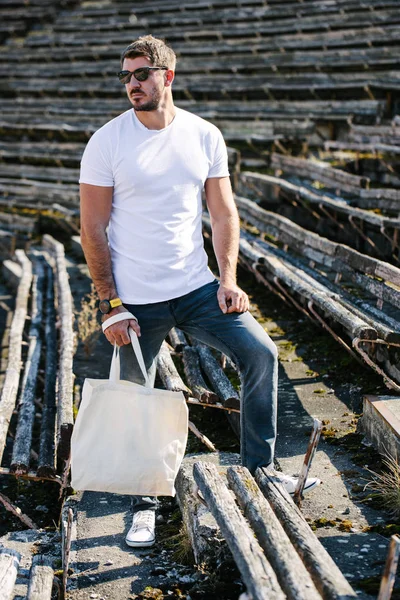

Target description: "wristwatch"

left=99, top=297, right=123, bottom=314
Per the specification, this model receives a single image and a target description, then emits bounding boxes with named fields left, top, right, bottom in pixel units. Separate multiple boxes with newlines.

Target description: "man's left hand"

left=217, top=282, right=249, bottom=314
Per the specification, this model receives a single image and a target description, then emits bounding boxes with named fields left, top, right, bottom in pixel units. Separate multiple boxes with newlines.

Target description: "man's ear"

left=164, top=69, right=175, bottom=87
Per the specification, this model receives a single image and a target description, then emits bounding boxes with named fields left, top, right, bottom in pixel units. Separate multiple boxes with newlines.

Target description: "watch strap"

left=109, top=298, right=123, bottom=309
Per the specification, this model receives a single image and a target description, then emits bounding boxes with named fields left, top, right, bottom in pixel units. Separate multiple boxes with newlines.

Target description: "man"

left=79, top=35, right=320, bottom=549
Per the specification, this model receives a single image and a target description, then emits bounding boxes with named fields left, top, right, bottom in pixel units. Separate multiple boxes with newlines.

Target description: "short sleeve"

left=79, top=130, right=114, bottom=187
left=207, top=127, right=230, bottom=179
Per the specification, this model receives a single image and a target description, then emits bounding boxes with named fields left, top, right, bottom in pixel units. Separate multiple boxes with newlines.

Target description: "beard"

left=130, top=85, right=162, bottom=111
left=134, top=98, right=160, bottom=111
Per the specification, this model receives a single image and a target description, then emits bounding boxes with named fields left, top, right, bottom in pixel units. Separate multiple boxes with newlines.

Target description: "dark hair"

left=121, top=35, right=176, bottom=69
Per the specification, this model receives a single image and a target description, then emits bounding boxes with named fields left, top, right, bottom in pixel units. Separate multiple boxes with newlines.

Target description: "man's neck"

left=134, top=103, right=176, bottom=131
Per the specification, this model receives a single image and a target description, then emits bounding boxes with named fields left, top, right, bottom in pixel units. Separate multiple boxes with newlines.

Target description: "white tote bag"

left=71, top=329, right=188, bottom=496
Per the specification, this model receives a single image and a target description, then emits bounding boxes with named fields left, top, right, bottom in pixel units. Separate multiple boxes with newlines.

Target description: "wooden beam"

left=42, top=235, right=74, bottom=461
left=194, top=342, right=240, bottom=437
left=193, top=461, right=285, bottom=600
left=0, top=250, right=32, bottom=465
left=227, top=466, right=322, bottom=600
left=195, top=342, right=240, bottom=408
left=156, top=341, right=191, bottom=397
left=11, top=257, right=45, bottom=474
left=0, top=549, right=21, bottom=600
left=27, top=555, right=54, bottom=600
left=37, top=261, right=57, bottom=477
left=255, top=468, right=357, bottom=599
left=182, top=346, right=218, bottom=404
left=168, top=327, right=187, bottom=352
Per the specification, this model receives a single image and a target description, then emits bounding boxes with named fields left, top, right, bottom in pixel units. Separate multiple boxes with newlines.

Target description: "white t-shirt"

left=79, top=107, right=229, bottom=304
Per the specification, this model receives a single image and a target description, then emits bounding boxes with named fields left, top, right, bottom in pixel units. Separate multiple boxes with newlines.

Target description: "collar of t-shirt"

left=132, top=108, right=178, bottom=133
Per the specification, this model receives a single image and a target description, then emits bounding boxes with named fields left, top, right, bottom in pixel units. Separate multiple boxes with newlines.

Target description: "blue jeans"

left=120, top=279, right=278, bottom=512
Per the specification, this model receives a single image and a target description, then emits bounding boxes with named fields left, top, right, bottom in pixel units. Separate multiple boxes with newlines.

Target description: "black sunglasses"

left=117, top=66, right=168, bottom=84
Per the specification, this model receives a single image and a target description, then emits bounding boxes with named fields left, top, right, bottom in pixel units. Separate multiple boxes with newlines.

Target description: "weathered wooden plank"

left=27, top=555, right=54, bottom=600
left=195, top=343, right=240, bottom=408
left=0, top=549, right=21, bottom=600
left=157, top=341, right=191, bottom=397
left=45, top=7, right=400, bottom=40
left=350, top=271, right=400, bottom=310
left=4, top=44, right=400, bottom=79
left=42, top=235, right=74, bottom=461
left=182, top=346, right=218, bottom=404
left=255, top=467, right=357, bottom=600
left=239, top=172, right=400, bottom=228
left=254, top=243, right=377, bottom=340
left=2, top=24, right=399, bottom=61
left=0, top=89, right=386, bottom=116
left=194, top=341, right=240, bottom=437
left=334, top=245, right=400, bottom=287
left=271, top=152, right=370, bottom=193
left=227, top=466, right=322, bottom=600
left=193, top=461, right=286, bottom=600
left=168, top=327, right=187, bottom=352
left=26, top=10, right=398, bottom=56
left=235, top=208, right=400, bottom=346
left=37, top=261, right=57, bottom=477
left=55, top=1, right=400, bottom=31
left=237, top=194, right=400, bottom=290
left=239, top=230, right=381, bottom=343
left=257, top=234, right=400, bottom=343
left=236, top=195, right=336, bottom=256
left=353, top=300, right=400, bottom=341
left=325, top=141, right=400, bottom=155
left=11, top=257, right=45, bottom=474
left=0, top=251, right=32, bottom=465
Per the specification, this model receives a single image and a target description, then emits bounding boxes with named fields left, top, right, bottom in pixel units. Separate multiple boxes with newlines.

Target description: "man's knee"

left=238, top=337, right=278, bottom=374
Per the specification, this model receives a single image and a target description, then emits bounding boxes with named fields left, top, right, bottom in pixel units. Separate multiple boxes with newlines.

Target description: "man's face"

left=122, top=56, right=166, bottom=112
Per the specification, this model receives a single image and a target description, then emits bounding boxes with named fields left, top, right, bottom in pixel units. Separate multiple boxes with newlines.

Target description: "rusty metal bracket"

left=353, top=338, right=400, bottom=393
left=0, top=491, right=38, bottom=529
left=379, top=225, right=400, bottom=264
left=238, top=254, right=289, bottom=305
left=308, top=301, right=363, bottom=363
left=187, top=398, right=240, bottom=413
left=318, top=203, right=348, bottom=234
left=274, top=277, right=318, bottom=324
left=293, top=418, right=323, bottom=507
left=0, top=467, right=62, bottom=486
left=348, top=214, right=383, bottom=256
left=282, top=189, right=321, bottom=222
left=254, top=267, right=288, bottom=305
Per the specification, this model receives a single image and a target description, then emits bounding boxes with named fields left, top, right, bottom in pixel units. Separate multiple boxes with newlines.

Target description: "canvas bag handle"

left=103, top=313, right=151, bottom=388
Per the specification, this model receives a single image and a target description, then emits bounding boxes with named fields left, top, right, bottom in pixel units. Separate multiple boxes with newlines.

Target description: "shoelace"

left=131, top=512, right=154, bottom=532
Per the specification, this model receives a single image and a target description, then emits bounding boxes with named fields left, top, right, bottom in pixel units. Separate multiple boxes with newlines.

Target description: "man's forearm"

left=81, top=227, right=118, bottom=300
left=211, top=213, right=240, bottom=285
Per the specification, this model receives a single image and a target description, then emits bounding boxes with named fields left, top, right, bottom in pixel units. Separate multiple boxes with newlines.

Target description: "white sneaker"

left=268, top=469, right=321, bottom=495
left=125, top=509, right=155, bottom=548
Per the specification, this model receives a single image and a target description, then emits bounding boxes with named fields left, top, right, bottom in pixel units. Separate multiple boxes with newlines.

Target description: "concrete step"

left=361, top=395, right=400, bottom=460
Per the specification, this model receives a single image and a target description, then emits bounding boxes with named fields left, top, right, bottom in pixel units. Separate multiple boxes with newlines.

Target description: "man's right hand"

left=102, top=305, right=141, bottom=346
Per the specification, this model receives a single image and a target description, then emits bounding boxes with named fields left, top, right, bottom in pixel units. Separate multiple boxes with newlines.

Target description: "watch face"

left=99, top=299, right=111, bottom=314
